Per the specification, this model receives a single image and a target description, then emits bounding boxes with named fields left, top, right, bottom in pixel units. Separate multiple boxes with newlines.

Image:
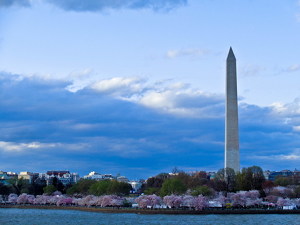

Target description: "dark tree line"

left=143, top=166, right=268, bottom=197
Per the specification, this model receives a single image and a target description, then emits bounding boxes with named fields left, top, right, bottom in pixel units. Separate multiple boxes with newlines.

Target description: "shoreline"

left=1, top=205, right=300, bottom=215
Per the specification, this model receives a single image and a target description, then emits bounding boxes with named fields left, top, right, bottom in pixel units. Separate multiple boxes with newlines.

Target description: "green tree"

left=89, top=180, right=111, bottom=196
left=160, top=178, right=187, bottom=196
left=51, top=177, right=65, bottom=193
left=89, top=180, right=132, bottom=196
left=66, top=179, right=96, bottom=195
left=144, top=187, right=160, bottom=195
left=0, top=183, right=11, bottom=196
left=215, top=168, right=236, bottom=192
left=236, top=166, right=265, bottom=191
left=107, top=180, right=132, bottom=195
left=43, top=185, right=57, bottom=195
left=189, top=171, right=209, bottom=188
left=274, top=177, right=291, bottom=187
left=191, top=185, right=214, bottom=196
left=28, top=179, right=46, bottom=195
left=249, top=166, right=265, bottom=190
left=8, top=178, right=29, bottom=195
left=294, top=186, right=300, bottom=198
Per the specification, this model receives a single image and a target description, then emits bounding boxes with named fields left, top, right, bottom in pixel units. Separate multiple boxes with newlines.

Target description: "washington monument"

left=225, top=47, right=240, bottom=172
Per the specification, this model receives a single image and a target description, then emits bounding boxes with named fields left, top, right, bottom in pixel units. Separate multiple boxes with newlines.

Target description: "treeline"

left=0, top=178, right=132, bottom=197
left=143, top=166, right=300, bottom=198
left=66, top=179, right=132, bottom=196
left=1, top=166, right=300, bottom=198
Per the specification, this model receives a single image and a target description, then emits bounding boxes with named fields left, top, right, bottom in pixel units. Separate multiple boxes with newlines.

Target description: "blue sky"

left=1, top=0, right=300, bottom=179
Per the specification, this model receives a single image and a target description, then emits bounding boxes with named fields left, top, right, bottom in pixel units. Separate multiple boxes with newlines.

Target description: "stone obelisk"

left=225, top=47, right=240, bottom=173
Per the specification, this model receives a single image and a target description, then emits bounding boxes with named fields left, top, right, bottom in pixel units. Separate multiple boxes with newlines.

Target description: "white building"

left=45, top=171, right=79, bottom=185
left=129, top=181, right=142, bottom=193
left=83, top=171, right=104, bottom=180
left=117, top=176, right=129, bottom=183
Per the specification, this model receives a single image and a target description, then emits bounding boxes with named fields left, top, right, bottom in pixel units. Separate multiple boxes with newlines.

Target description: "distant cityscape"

left=1, top=168, right=300, bottom=194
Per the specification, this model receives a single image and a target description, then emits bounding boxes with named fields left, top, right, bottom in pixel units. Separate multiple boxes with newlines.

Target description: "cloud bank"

left=0, top=0, right=30, bottom=8
left=1, top=72, right=300, bottom=178
left=46, top=0, right=187, bottom=12
left=0, top=0, right=187, bottom=11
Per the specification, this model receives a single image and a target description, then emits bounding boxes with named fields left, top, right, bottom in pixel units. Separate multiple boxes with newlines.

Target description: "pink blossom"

left=245, top=198, right=262, bottom=207
left=212, top=193, right=226, bottom=207
left=194, top=195, right=208, bottom=211
left=94, top=196, right=103, bottom=206
left=17, top=194, right=29, bottom=204
left=27, top=195, right=35, bottom=204
left=163, top=195, right=182, bottom=208
left=245, top=190, right=260, bottom=199
left=293, top=198, right=300, bottom=207
left=277, top=198, right=292, bottom=207
left=34, top=195, right=50, bottom=205
left=109, top=195, right=124, bottom=207
left=8, top=194, right=18, bottom=204
left=147, top=194, right=161, bottom=207
left=48, top=196, right=60, bottom=205
left=229, top=192, right=247, bottom=207
left=52, top=191, right=62, bottom=196
left=79, top=195, right=97, bottom=207
left=54, top=196, right=73, bottom=206
left=135, top=195, right=151, bottom=208
left=101, top=195, right=113, bottom=207
left=181, top=195, right=195, bottom=208
left=265, top=195, right=278, bottom=203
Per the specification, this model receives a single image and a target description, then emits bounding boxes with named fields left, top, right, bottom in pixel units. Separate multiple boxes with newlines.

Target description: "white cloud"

left=270, top=102, right=288, bottom=113
left=166, top=48, right=209, bottom=59
left=134, top=88, right=223, bottom=117
left=270, top=99, right=300, bottom=116
left=0, top=141, right=88, bottom=152
left=0, top=141, right=56, bottom=152
left=90, top=77, right=145, bottom=96
left=85, top=76, right=224, bottom=117
left=285, top=64, right=300, bottom=72
left=281, top=154, right=300, bottom=160
left=293, top=126, right=300, bottom=132
left=251, top=149, right=300, bottom=161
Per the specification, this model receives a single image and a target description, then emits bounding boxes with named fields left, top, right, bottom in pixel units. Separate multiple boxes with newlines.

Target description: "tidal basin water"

left=1, top=208, right=300, bottom=225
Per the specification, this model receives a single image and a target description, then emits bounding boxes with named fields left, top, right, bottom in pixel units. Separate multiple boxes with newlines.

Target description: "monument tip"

left=227, top=47, right=235, bottom=60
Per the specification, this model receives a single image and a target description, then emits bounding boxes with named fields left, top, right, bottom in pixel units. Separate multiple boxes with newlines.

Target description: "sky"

left=1, top=0, right=300, bottom=179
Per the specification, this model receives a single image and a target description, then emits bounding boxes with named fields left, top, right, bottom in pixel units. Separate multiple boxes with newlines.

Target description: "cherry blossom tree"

left=245, top=190, right=260, bottom=199
left=292, top=198, right=300, bottom=207
left=135, top=195, right=151, bottom=208
left=163, top=195, right=182, bottom=208
left=109, top=195, right=124, bottom=207
left=147, top=194, right=161, bottom=208
left=83, top=195, right=97, bottom=206
left=17, top=193, right=29, bottom=204
left=52, top=191, right=62, bottom=196
left=55, top=196, right=74, bottom=206
left=27, top=195, right=35, bottom=204
left=34, top=195, right=50, bottom=205
left=194, top=195, right=208, bottom=210
left=48, top=196, right=59, bottom=205
left=265, top=195, right=278, bottom=204
left=229, top=192, right=247, bottom=207
left=277, top=198, right=292, bottom=207
left=8, top=193, right=18, bottom=204
left=181, top=195, right=195, bottom=209
left=212, top=193, right=226, bottom=207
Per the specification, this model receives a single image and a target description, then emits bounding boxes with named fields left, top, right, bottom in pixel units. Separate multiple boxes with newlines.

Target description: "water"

left=0, top=208, right=300, bottom=225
